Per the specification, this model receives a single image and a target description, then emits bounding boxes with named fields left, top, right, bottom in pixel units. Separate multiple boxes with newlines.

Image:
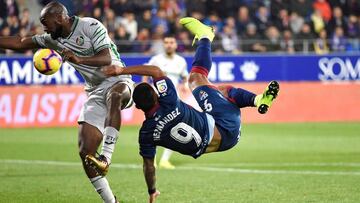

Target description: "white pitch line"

left=1, top=159, right=360, bottom=176
left=178, top=166, right=360, bottom=176
left=186, top=162, right=360, bottom=167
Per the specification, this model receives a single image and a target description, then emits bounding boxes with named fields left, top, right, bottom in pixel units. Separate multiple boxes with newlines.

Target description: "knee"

left=78, top=138, right=93, bottom=160
left=188, top=72, right=207, bottom=89
left=78, top=123, right=102, bottom=160
left=78, top=146, right=88, bottom=160
left=188, top=72, right=199, bottom=86
left=109, top=92, right=122, bottom=102
left=78, top=140, right=86, bottom=159
left=108, top=92, right=123, bottom=107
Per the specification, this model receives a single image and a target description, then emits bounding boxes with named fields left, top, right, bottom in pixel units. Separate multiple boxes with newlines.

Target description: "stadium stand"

left=0, top=0, right=359, bottom=55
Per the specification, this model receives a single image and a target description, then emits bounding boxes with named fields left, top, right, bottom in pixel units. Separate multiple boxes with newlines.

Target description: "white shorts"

left=78, top=77, right=135, bottom=133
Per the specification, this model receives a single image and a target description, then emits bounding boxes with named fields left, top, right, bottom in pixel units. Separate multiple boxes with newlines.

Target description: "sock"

left=101, top=126, right=119, bottom=164
left=228, top=86, right=257, bottom=108
left=191, top=38, right=212, bottom=76
left=160, top=149, right=173, bottom=162
left=90, top=176, right=115, bottom=203
left=254, top=94, right=262, bottom=107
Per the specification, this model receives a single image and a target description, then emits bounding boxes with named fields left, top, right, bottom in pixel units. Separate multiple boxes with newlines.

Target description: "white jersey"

left=147, top=53, right=188, bottom=86
left=32, top=16, right=130, bottom=91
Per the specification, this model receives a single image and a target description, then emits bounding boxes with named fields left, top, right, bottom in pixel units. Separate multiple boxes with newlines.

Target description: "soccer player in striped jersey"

left=0, top=2, right=133, bottom=203
left=102, top=17, right=279, bottom=202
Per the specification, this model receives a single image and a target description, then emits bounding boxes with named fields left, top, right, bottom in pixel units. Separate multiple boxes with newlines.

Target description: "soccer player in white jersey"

left=0, top=2, right=133, bottom=203
left=142, top=34, right=188, bottom=169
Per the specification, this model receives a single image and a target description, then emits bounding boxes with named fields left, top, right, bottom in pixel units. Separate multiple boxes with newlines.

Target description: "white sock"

left=160, top=149, right=173, bottom=162
left=90, top=176, right=115, bottom=203
left=101, top=126, right=119, bottom=164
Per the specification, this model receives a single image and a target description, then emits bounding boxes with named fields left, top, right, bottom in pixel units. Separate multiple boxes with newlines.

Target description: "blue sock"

left=191, top=38, right=212, bottom=75
left=228, top=87, right=256, bottom=108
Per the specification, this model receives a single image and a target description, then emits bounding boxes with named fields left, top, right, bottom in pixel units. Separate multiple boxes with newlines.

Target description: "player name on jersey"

left=153, top=107, right=181, bottom=140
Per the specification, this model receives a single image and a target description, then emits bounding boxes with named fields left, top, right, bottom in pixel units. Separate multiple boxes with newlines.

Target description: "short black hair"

left=163, top=33, right=176, bottom=39
left=133, top=83, right=157, bottom=112
left=43, top=1, right=68, bottom=16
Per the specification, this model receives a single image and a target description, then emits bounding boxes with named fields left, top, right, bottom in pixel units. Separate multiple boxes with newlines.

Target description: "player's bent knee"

left=79, top=147, right=89, bottom=160
left=109, top=92, right=122, bottom=104
left=77, top=123, right=103, bottom=160
left=108, top=91, right=127, bottom=109
left=78, top=144, right=97, bottom=160
left=107, top=87, right=130, bottom=109
left=188, top=72, right=209, bottom=90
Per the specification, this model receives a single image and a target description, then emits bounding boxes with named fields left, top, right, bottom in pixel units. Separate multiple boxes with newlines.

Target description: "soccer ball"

left=33, top=49, right=62, bottom=75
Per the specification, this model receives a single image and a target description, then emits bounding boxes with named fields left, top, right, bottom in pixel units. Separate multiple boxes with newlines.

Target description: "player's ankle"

left=254, top=94, right=262, bottom=107
left=101, top=153, right=111, bottom=164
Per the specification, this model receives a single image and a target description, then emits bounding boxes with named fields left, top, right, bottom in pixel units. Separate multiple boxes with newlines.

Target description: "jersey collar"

left=145, top=103, right=160, bottom=118
left=66, top=16, right=79, bottom=39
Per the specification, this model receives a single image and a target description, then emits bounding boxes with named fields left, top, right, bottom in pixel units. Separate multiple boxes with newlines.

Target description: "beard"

left=50, top=26, right=63, bottom=39
left=165, top=48, right=175, bottom=56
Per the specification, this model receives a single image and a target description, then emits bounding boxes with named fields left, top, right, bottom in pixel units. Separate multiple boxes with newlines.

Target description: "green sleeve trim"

left=110, top=43, right=121, bottom=60
left=93, top=31, right=106, bottom=44
left=96, top=35, right=106, bottom=45
left=92, top=27, right=103, bottom=38
left=94, top=44, right=110, bottom=53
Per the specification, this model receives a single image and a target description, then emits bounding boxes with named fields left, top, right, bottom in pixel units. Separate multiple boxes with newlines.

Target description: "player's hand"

left=149, top=190, right=160, bottom=203
left=101, top=65, right=124, bottom=76
left=61, top=49, right=81, bottom=64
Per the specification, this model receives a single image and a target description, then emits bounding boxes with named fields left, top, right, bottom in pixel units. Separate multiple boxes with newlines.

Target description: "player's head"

left=163, top=34, right=178, bottom=55
left=40, top=1, right=69, bottom=39
left=133, top=83, right=158, bottom=112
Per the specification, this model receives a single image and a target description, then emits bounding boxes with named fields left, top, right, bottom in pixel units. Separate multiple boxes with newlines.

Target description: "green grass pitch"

left=0, top=122, right=360, bottom=203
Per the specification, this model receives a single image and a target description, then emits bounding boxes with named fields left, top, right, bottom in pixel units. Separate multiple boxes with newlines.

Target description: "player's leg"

left=218, top=81, right=280, bottom=114
left=78, top=123, right=118, bottom=203
left=159, top=149, right=175, bottom=169
left=85, top=82, right=132, bottom=175
left=180, top=17, right=279, bottom=114
left=180, top=17, right=215, bottom=90
left=103, top=82, right=131, bottom=159
left=217, top=85, right=256, bottom=108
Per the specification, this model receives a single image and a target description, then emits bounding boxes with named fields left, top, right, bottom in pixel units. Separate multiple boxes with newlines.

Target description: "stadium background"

left=0, top=0, right=360, bottom=202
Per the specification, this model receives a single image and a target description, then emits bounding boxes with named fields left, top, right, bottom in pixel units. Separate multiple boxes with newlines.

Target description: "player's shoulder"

left=80, top=17, right=101, bottom=24
left=148, top=54, right=164, bottom=65
left=76, top=17, right=107, bottom=37
left=78, top=17, right=105, bottom=29
left=151, top=53, right=165, bottom=60
left=174, top=54, right=186, bottom=62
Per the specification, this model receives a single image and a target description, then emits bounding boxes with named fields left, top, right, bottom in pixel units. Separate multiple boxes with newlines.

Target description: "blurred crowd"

left=1, top=0, right=360, bottom=55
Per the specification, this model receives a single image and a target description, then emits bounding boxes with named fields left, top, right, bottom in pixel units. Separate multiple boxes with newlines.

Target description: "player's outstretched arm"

left=0, top=36, right=40, bottom=50
left=102, top=65, right=166, bottom=79
left=61, top=48, right=111, bottom=66
left=143, top=157, right=160, bottom=203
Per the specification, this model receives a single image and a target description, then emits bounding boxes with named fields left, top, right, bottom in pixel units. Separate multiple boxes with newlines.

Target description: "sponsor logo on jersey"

left=156, top=79, right=167, bottom=93
left=154, top=114, right=161, bottom=121
left=76, top=36, right=84, bottom=46
left=199, top=90, right=208, bottom=101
